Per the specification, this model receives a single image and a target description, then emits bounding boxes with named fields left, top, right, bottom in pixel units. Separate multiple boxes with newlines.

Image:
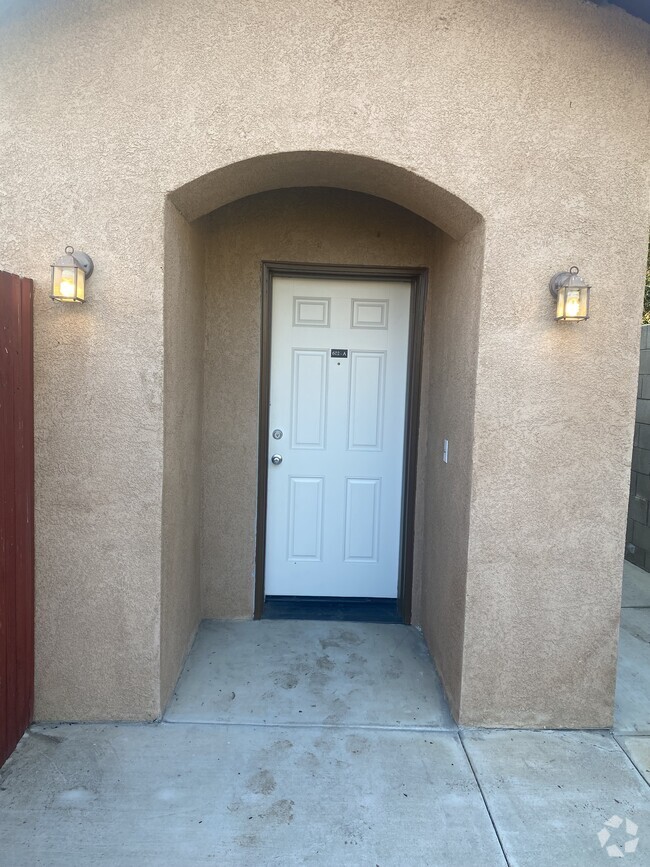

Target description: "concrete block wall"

left=627, top=324, right=650, bottom=572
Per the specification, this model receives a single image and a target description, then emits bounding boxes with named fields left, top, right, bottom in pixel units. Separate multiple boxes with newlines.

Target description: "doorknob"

left=271, top=454, right=283, bottom=465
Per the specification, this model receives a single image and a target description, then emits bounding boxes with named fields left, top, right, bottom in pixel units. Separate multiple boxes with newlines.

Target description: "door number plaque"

left=331, top=349, right=348, bottom=358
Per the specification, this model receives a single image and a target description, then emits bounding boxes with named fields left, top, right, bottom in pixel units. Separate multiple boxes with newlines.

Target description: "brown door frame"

left=254, top=262, right=428, bottom=624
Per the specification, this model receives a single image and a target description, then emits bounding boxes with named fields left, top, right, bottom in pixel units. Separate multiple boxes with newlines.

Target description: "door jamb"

left=254, top=262, right=428, bottom=624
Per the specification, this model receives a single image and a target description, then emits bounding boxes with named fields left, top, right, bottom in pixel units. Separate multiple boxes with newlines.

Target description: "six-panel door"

left=265, top=276, right=411, bottom=598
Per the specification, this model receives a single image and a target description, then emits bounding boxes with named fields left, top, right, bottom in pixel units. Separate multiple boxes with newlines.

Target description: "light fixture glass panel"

left=74, top=268, right=85, bottom=302
left=58, top=267, right=77, bottom=299
left=564, top=288, right=581, bottom=319
left=51, top=262, right=85, bottom=302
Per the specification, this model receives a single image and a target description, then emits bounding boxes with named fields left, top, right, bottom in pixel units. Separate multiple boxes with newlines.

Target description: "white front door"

left=264, top=275, right=411, bottom=598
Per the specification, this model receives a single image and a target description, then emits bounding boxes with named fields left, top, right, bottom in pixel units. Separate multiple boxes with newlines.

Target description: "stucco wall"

left=414, top=224, right=486, bottom=719
left=1, top=0, right=648, bottom=723
left=460, top=234, right=647, bottom=725
left=161, top=202, right=204, bottom=709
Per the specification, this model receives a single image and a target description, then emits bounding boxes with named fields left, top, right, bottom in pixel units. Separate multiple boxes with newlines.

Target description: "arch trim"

left=169, top=150, right=482, bottom=240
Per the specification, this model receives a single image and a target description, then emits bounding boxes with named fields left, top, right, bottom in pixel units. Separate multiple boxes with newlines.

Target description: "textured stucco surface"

left=0, top=0, right=648, bottom=723
left=160, top=202, right=204, bottom=709
left=172, top=151, right=481, bottom=240
left=414, top=224, right=486, bottom=719
left=200, top=188, right=449, bottom=620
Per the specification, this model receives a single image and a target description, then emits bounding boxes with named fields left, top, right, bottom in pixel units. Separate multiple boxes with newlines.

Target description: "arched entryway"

left=161, top=153, right=485, bottom=722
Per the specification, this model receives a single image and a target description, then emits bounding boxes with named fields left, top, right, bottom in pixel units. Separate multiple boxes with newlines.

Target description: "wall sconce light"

left=50, top=246, right=93, bottom=303
left=549, top=266, right=590, bottom=321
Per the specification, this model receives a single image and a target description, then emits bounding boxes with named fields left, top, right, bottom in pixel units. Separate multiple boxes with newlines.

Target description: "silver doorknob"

left=271, top=454, right=283, bottom=465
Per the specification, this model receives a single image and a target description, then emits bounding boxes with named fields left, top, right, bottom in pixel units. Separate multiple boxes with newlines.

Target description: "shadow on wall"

left=627, top=323, right=650, bottom=573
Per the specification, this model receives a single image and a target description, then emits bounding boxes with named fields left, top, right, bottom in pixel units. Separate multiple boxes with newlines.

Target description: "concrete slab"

left=615, top=608, right=650, bottom=734
left=617, top=735, right=650, bottom=785
left=165, top=620, right=455, bottom=730
left=622, top=560, right=650, bottom=608
left=0, top=724, right=504, bottom=867
left=463, top=730, right=650, bottom=867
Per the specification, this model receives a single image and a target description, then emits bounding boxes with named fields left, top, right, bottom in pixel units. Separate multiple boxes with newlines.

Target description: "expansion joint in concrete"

left=613, top=733, right=650, bottom=792
left=459, top=731, right=512, bottom=867
left=162, top=718, right=457, bottom=733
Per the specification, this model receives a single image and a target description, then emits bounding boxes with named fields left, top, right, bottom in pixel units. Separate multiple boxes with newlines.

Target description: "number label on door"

left=331, top=349, right=348, bottom=358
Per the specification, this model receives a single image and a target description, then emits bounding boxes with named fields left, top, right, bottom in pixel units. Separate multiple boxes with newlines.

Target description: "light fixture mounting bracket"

left=549, top=266, right=580, bottom=299
left=66, top=246, right=94, bottom=279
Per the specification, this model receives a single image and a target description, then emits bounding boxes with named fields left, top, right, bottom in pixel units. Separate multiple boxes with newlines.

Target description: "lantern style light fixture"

left=50, top=245, right=94, bottom=303
left=549, top=266, right=590, bottom=322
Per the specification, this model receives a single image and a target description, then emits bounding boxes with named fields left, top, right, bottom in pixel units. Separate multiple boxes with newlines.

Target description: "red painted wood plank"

left=14, top=276, right=33, bottom=741
left=2, top=272, right=17, bottom=761
left=0, top=273, right=6, bottom=761
left=20, top=277, right=34, bottom=729
left=6, top=273, right=19, bottom=751
left=0, top=271, right=34, bottom=767
left=13, top=275, right=24, bottom=747
left=0, top=271, right=13, bottom=764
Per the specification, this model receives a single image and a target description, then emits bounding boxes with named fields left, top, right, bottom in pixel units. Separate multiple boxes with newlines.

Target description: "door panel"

left=291, top=350, right=328, bottom=449
left=288, top=477, right=324, bottom=561
left=344, top=478, right=381, bottom=562
left=348, top=351, right=386, bottom=450
left=265, top=276, right=411, bottom=598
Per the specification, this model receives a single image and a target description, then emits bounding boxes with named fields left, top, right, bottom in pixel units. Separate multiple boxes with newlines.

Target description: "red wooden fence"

left=0, top=271, right=34, bottom=767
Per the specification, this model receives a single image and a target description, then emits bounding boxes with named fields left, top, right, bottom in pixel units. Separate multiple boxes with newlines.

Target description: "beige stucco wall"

left=160, top=202, right=204, bottom=708
left=414, top=224, right=486, bottom=720
left=1, top=0, right=648, bottom=724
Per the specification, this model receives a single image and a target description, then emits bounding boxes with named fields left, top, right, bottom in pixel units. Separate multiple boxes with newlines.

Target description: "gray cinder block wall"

left=627, top=324, right=650, bottom=572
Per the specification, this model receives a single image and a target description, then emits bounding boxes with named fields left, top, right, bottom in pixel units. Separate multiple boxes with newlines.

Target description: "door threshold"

left=262, top=596, right=402, bottom=623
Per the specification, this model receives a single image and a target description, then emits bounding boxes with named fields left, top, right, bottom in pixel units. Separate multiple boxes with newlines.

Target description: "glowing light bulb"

left=60, top=278, right=75, bottom=298
left=565, top=290, right=581, bottom=319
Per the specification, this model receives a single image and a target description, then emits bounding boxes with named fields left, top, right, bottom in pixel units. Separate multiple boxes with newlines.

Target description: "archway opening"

left=161, top=153, right=485, bottom=722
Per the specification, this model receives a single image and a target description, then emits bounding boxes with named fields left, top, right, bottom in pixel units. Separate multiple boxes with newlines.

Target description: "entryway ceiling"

left=601, top=0, right=650, bottom=24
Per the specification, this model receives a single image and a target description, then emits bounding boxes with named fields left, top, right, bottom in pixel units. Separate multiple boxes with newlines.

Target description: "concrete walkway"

left=616, top=560, right=650, bottom=735
left=1, top=571, right=650, bottom=865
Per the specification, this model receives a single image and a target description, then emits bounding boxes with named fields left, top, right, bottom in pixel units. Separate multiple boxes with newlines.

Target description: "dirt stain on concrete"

left=316, top=655, right=335, bottom=670
left=235, top=833, right=260, bottom=848
left=334, top=629, right=363, bottom=646
left=259, top=798, right=294, bottom=823
left=247, top=769, right=276, bottom=795
left=272, top=671, right=299, bottom=689
left=297, top=751, right=319, bottom=771
left=346, top=734, right=369, bottom=755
